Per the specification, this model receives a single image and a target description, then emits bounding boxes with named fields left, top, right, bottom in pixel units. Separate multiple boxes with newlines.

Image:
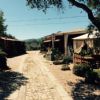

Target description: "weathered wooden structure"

left=73, top=31, right=100, bottom=67
left=0, top=37, right=26, bottom=57
left=42, top=30, right=86, bottom=57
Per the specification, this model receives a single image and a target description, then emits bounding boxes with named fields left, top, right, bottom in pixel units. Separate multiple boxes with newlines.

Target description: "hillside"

left=24, top=38, right=43, bottom=51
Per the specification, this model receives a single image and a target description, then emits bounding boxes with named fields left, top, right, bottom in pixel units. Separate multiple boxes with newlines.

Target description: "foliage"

left=62, top=56, right=72, bottom=64
left=0, top=10, right=15, bottom=39
left=61, top=64, right=70, bottom=71
left=87, top=24, right=95, bottom=33
left=53, top=60, right=63, bottom=65
left=79, top=41, right=93, bottom=56
left=94, top=38, right=100, bottom=54
left=0, top=49, right=6, bottom=56
left=93, top=69, right=100, bottom=82
left=0, top=10, right=7, bottom=36
left=85, top=69, right=100, bottom=84
left=0, top=49, right=7, bottom=68
left=26, top=0, right=64, bottom=12
left=73, top=63, right=100, bottom=84
left=51, top=48, right=62, bottom=61
left=78, top=0, right=100, bottom=9
left=73, top=63, right=90, bottom=77
left=26, top=0, right=100, bottom=11
left=26, top=0, right=100, bottom=31
left=24, top=38, right=43, bottom=50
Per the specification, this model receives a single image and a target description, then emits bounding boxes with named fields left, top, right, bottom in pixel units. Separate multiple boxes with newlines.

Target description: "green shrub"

left=73, top=63, right=100, bottom=84
left=51, top=48, right=62, bottom=61
left=61, top=64, right=70, bottom=71
left=0, top=49, right=7, bottom=56
left=53, top=60, right=63, bottom=65
left=73, top=63, right=90, bottom=77
left=93, top=69, right=100, bottom=83
left=85, top=70, right=97, bottom=83
left=0, top=49, right=7, bottom=68
left=85, top=69, right=100, bottom=84
left=62, top=56, right=72, bottom=64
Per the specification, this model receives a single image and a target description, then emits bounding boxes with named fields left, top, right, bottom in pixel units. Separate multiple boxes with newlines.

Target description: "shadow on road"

left=0, top=70, right=28, bottom=100
left=7, top=52, right=27, bottom=58
left=71, top=80, right=100, bottom=100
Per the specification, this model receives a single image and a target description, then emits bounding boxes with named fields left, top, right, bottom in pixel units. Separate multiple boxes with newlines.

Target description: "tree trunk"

left=68, top=0, right=100, bottom=32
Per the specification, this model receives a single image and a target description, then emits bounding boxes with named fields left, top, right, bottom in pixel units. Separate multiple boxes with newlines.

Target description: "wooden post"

left=64, top=34, right=68, bottom=56
left=52, top=33, right=55, bottom=49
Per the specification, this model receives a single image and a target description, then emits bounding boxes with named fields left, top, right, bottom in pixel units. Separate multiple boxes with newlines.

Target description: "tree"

left=26, top=0, right=100, bottom=32
left=0, top=10, right=16, bottom=39
left=0, top=10, right=7, bottom=37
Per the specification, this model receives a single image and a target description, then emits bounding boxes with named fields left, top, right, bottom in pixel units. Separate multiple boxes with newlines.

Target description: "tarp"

left=73, top=31, right=99, bottom=40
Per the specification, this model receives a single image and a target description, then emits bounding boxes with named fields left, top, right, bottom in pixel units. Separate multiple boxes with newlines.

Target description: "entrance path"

left=7, top=51, right=72, bottom=100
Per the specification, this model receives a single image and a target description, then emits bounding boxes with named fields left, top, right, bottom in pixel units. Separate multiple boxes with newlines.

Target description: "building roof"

left=43, top=39, right=60, bottom=43
left=0, top=37, right=21, bottom=41
left=73, top=33, right=98, bottom=40
left=55, top=30, right=86, bottom=36
left=44, top=29, right=86, bottom=39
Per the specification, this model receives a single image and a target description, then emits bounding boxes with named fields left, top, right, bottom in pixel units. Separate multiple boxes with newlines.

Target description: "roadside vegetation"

left=0, top=10, right=15, bottom=39
left=24, top=38, right=43, bottom=51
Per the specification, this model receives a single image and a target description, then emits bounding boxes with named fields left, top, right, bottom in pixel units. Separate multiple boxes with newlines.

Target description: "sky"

left=0, top=0, right=90, bottom=40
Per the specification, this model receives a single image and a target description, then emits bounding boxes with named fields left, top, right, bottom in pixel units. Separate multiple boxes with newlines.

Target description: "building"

left=73, top=30, right=100, bottom=65
left=0, top=37, right=26, bottom=57
left=42, top=30, right=86, bottom=57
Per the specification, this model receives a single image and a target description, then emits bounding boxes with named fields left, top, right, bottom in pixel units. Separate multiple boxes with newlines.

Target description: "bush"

left=0, top=49, right=7, bottom=68
left=53, top=60, right=63, bottom=65
left=85, top=70, right=97, bottom=83
left=73, top=63, right=90, bottom=77
left=61, top=64, right=70, bottom=71
left=85, top=69, right=100, bottom=84
left=62, top=56, right=72, bottom=64
left=51, top=48, right=62, bottom=61
left=0, top=49, right=7, bottom=56
left=73, top=63, right=100, bottom=84
left=94, top=69, right=100, bottom=83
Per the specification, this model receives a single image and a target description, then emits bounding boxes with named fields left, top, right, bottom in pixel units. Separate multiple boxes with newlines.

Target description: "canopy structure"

left=73, top=30, right=100, bottom=54
left=73, top=33, right=97, bottom=40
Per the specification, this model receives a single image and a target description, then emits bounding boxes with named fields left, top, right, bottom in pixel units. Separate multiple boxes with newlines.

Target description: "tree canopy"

left=0, top=10, right=15, bottom=39
left=26, top=0, right=100, bottom=31
left=0, top=10, right=7, bottom=36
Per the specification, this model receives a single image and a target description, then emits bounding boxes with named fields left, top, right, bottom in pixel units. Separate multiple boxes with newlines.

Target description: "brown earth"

left=5, top=51, right=100, bottom=100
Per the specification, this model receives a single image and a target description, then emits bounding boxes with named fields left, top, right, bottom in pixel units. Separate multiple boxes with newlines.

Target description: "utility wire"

left=9, top=20, right=88, bottom=26
left=6, top=16, right=87, bottom=22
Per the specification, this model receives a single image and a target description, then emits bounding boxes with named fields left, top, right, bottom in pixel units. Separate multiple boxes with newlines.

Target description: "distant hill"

left=24, top=38, right=43, bottom=51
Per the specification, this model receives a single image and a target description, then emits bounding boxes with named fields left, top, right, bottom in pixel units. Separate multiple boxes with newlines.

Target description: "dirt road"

left=7, top=51, right=72, bottom=100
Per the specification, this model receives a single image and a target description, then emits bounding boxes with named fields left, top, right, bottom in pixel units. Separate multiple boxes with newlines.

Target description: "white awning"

left=73, top=33, right=98, bottom=40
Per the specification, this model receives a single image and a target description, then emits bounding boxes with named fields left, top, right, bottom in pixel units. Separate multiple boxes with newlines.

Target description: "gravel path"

left=7, top=51, right=72, bottom=100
